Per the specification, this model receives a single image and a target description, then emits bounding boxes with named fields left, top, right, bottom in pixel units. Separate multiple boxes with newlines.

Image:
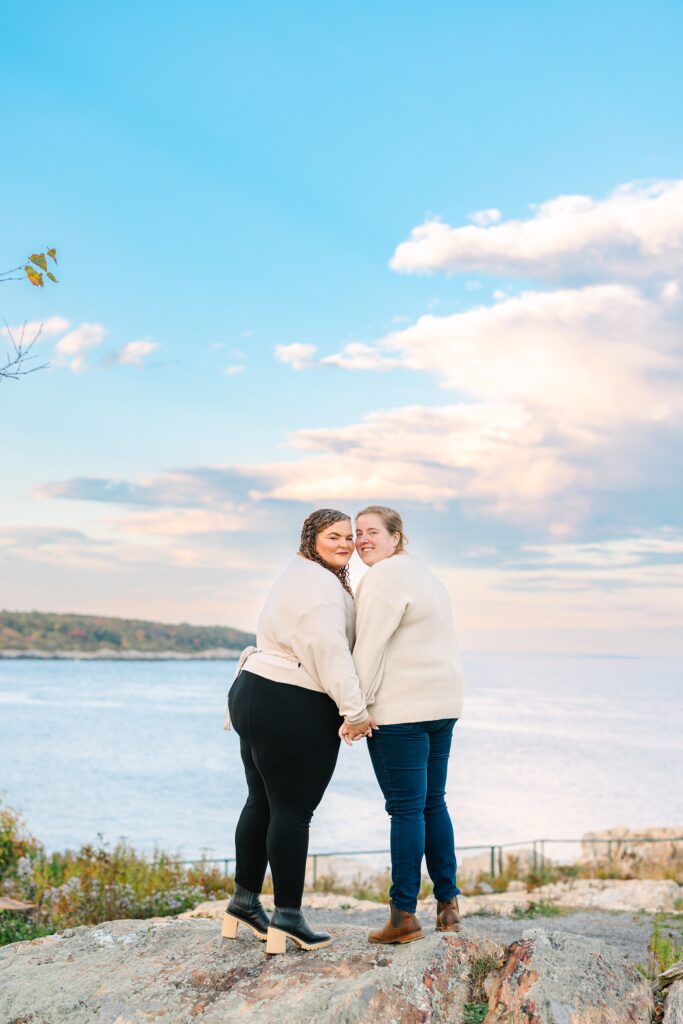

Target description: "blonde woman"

left=342, top=505, right=464, bottom=944
left=224, top=508, right=375, bottom=954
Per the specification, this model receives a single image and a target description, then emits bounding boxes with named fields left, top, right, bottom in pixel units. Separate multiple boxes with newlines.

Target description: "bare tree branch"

left=1, top=247, right=58, bottom=381
left=1, top=318, right=50, bottom=380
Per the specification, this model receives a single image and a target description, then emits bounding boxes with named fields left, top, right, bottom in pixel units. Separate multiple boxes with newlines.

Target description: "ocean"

left=1, top=654, right=681, bottom=865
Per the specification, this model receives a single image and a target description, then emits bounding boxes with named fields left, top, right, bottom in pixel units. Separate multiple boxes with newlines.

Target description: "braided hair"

left=299, top=508, right=354, bottom=596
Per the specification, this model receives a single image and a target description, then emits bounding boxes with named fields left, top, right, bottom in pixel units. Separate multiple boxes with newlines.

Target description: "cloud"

left=391, top=179, right=683, bottom=279
left=0, top=315, right=70, bottom=343
left=116, top=509, right=248, bottom=536
left=468, top=208, right=502, bottom=226
left=321, top=343, right=400, bottom=371
left=36, top=284, right=683, bottom=529
left=246, top=403, right=582, bottom=523
left=520, top=531, right=683, bottom=570
left=116, top=339, right=158, bottom=367
left=275, top=342, right=317, bottom=370
left=35, top=467, right=265, bottom=508
left=250, top=281, right=683, bottom=526
left=0, top=527, right=113, bottom=570
left=326, top=284, right=682, bottom=426
left=35, top=277, right=683, bottom=532
left=224, top=364, right=245, bottom=377
left=55, top=322, right=108, bottom=372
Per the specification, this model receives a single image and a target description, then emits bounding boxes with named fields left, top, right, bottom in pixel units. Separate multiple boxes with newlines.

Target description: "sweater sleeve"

left=353, top=583, right=408, bottom=707
left=290, top=602, right=369, bottom=724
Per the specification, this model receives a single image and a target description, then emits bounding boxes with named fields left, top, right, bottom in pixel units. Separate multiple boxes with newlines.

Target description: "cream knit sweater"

left=352, top=552, right=464, bottom=725
left=235, top=556, right=369, bottom=724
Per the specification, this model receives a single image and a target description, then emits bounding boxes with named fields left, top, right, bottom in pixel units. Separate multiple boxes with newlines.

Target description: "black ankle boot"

left=222, top=883, right=269, bottom=941
left=266, top=907, right=332, bottom=954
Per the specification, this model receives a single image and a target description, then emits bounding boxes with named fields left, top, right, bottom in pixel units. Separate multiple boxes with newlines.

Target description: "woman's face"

left=355, top=513, right=400, bottom=566
left=315, top=519, right=355, bottom=569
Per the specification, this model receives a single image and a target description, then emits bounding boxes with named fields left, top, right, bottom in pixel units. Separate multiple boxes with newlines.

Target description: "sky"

left=1, top=1, right=682, bottom=654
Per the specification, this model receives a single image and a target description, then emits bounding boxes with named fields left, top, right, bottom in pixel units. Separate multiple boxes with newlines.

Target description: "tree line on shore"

left=0, top=610, right=255, bottom=655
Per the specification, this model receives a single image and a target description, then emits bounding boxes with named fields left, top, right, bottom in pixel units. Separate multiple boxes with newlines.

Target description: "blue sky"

left=2, top=1, right=682, bottom=653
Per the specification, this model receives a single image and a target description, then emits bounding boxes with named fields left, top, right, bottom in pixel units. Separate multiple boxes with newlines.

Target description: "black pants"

left=228, top=669, right=342, bottom=907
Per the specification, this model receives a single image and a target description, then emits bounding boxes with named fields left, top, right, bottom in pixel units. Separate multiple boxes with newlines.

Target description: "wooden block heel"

left=266, top=927, right=332, bottom=953
left=222, top=912, right=267, bottom=942
left=266, top=927, right=287, bottom=954
left=222, top=913, right=240, bottom=939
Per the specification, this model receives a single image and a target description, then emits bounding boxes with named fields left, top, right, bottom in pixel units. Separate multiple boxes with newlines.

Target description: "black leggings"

left=228, top=669, right=342, bottom=907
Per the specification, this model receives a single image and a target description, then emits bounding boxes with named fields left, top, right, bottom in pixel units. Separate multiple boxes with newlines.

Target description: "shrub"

left=0, top=910, right=52, bottom=946
left=0, top=804, right=43, bottom=883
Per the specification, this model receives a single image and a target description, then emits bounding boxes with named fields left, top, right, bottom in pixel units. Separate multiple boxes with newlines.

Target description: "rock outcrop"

left=484, top=929, right=654, bottom=1024
left=0, top=915, right=659, bottom=1024
left=0, top=917, right=492, bottom=1023
left=460, top=877, right=682, bottom=915
left=660, top=960, right=683, bottom=1024
left=663, top=981, right=683, bottom=1024
left=581, top=827, right=683, bottom=879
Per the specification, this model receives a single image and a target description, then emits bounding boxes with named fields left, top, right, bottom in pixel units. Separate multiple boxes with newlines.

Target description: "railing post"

left=532, top=842, right=537, bottom=872
left=498, top=846, right=503, bottom=877
left=490, top=845, right=495, bottom=878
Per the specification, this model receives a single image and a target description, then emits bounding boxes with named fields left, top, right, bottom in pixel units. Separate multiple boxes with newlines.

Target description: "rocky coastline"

left=2, top=881, right=682, bottom=1023
left=0, top=648, right=242, bottom=660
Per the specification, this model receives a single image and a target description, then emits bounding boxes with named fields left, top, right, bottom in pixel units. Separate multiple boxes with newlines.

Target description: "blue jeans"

left=367, top=718, right=459, bottom=913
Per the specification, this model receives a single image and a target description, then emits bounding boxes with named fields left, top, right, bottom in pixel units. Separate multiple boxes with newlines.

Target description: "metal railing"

left=181, top=835, right=683, bottom=884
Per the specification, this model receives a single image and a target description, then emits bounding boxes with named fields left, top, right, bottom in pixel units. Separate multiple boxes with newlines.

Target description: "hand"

left=339, top=715, right=378, bottom=746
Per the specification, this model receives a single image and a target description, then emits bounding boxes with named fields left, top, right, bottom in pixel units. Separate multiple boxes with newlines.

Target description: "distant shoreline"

left=0, top=649, right=241, bottom=661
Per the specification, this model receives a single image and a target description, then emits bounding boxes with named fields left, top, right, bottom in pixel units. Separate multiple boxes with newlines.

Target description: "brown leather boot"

left=368, top=902, right=424, bottom=944
left=435, top=896, right=461, bottom=932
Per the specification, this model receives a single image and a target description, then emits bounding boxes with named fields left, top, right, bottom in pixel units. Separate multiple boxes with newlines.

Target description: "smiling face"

left=355, top=513, right=401, bottom=566
left=315, top=519, right=355, bottom=569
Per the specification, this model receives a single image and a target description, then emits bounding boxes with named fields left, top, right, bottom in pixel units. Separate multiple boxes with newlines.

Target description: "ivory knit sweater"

left=236, top=556, right=369, bottom=724
left=352, top=552, right=464, bottom=725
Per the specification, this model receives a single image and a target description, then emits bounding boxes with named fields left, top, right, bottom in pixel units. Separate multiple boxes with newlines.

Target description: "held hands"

left=339, top=715, right=378, bottom=746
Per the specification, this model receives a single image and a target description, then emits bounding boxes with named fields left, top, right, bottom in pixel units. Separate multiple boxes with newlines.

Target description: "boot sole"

left=222, top=911, right=267, bottom=942
left=368, top=930, right=425, bottom=944
left=436, top=924, right=461, bottom=932
left=266, top=927, right=332, bottom=954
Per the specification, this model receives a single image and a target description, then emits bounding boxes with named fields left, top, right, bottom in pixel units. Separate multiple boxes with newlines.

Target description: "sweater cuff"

left=345, top=707, right=369, bottom=725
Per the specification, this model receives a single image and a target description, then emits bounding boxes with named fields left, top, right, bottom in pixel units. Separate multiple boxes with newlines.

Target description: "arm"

left=290, top=601, right=369, bottom=724
left=353, top=584, right=407, bottom=707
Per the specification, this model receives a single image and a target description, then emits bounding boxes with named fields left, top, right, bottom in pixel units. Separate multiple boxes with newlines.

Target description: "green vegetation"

left=469, top=951, right=501, bottom=1000
left=0, top=610, right=254, bottom=656
left=0, top=803, right=232, bottom=947
left=467, top=848, right=681, bottom=895
left=308, top=867, right=434, bottom=905
left=636, top=913, right=683, bottom=980
left=0, top=912, right=52, bottom=946
left=467, top=853, right=569, bottom=895
left=463, top=1004, right=489, bottom=1024
left=511, top=898, right=565, bottom=919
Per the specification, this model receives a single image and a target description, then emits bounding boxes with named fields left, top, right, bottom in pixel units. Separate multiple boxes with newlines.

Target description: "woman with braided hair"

left=223, top=508, right=376, bottom=954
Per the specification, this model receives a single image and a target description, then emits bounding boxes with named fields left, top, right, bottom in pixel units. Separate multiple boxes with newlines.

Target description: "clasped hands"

left=339, top=715, right=378, bottom=746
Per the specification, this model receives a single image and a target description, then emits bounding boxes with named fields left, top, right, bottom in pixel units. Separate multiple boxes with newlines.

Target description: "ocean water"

left=1, top=654, right=681, bottom=864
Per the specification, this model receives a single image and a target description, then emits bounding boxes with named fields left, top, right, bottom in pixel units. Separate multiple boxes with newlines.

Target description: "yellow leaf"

left=46, top=247, right=58, bottom=264
left=29, top=253, right=48, bottom=272
left=24, top=265, right=44, bottom=287
left=46, top=271, right=58, bottom=283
